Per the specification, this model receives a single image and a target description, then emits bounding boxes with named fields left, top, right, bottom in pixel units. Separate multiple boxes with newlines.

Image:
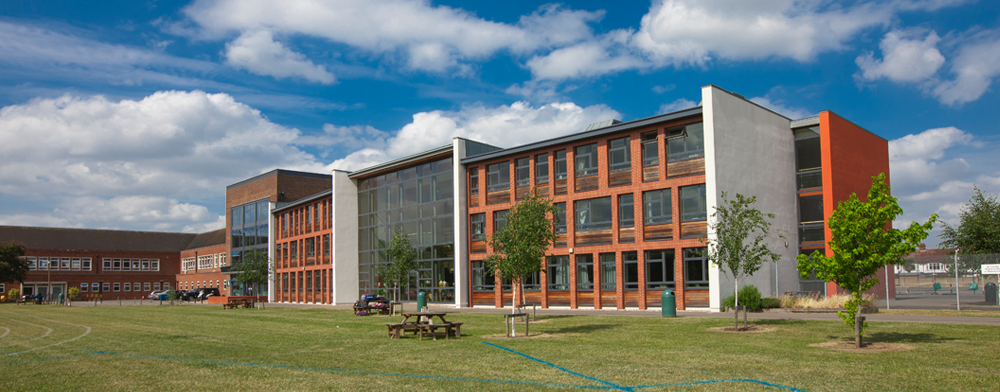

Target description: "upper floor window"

left=680, top=184, right=707, bottom=221
left=487, top=162, right=510, bottom=192
left=619, top=193, right=634, bottom=228
left=641, top=132, right=659, bottom=167
left=643, top=189, right=672, bottom=225
left=494, top=210, right=509, bottom=233
left=232, top=206, right=243, bottom=227
left=535, top=153, right=549, bottom=184
left=575, top=143, right=599, bottom=177
left=516, top=157, right=531, bottom=187
left=667, top=122, right=704, bottom=162
left=575, top=197, right=613, bottom=231
left=608, top=137, right=631, bottom=172
left=470, top=213, right=485, bottom=240
left=795, top=126, right=822, bottom=190
left=469, top=167, right=479, bottom=195
left=554, top=202, right=566, bottom=234
left=554, top=150, right=567, bottom=180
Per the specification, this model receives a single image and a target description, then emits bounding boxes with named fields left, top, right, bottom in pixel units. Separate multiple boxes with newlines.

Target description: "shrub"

left=68, top=287, right=80, bottom=299
left=722, top=285, right=763, bottom=311
left=761, top=297, right=781, bottom=309
left=779, top=293, right=880, bottom=312
left=8, top=288, right=19, bottom=300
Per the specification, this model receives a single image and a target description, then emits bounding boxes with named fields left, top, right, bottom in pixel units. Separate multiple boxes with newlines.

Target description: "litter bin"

left=662, top=291, right=676, bottom=317
left=416, top=291, right=427, bottom=312
left=58, top=293, right=64, bottom=305
left=985, top=282, right=998, bottom=306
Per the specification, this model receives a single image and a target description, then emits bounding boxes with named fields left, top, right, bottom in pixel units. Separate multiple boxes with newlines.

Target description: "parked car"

left=155, top=290, right=181, bottom=300
left=180, top=289, right=201, bottom=301
left=147, top=290, right=166, bottom=300
left=197, top=288, right=220, bottom=300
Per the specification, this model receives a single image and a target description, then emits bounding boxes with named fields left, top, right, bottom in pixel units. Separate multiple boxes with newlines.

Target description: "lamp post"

left=46, top=258, right=51, bottom=304
left=98, top=279, right=103, bottom=303
left=954, top=249, right=961, bottom=311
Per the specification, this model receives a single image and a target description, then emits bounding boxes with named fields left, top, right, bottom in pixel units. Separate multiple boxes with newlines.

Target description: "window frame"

left=608, top=136, right=631, bottom=172
left=666, top=122, right=705, bottom=162
left=619, top=193, right=635, bottom=228
left=641, top=131, right=659, bottom=167
left=575, top=143, right=599, bottom=178
left=535, top=153, right=549, bottom=184
left=574, top=196, right=613, bottom=232
left=680, top=184, right=707, bottom=222
left=645, top=249, right=676, bottom=289
left=469, top=167, right=479, bottom=195
left=515, top=157, right=531, bottom=187
left=643, top=189, right=672, bottom=225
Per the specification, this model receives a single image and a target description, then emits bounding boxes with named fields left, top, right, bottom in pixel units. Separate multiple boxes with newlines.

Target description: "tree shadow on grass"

left=865, top=331, right=963, bottom=344
left=548, top=323, right=618, bottom=334
left=746, top=319, right=809, bottom=327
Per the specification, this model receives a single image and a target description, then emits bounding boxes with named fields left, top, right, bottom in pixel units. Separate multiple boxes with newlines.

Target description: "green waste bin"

left=662, top=291, right=676, bottom=317
left=416, top=291, right=427, bottom=312
left=58, top=293, right=64, bottom=305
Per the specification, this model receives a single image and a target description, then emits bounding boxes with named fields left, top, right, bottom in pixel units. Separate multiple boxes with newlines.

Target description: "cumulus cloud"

left=856, top=29, right=946, bottom=83
left=931, top=29, right=1000, bottom=106
left=0, top=90, right=331, bottom=231
left=178, top=0, right=602, bottom=75
left=225, top=30, right=336, bottom=84
left=329, top=101, right=621, bottom=171
left=657, top=98, right=697, bottom=114
left=889, top=127, right=975, bottom=194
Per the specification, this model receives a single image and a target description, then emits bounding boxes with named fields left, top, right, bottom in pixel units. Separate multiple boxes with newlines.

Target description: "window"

left=684, top=248, right=709, bottom=289
left=324, top=235, right=331, bottom=256
left=535, top=153, right=549, bottom=184
left=144, top=282, right=151, bottom=291
left=245, top=204, right=256, bottom=226
left=575, top=197, right=613, bottom=231
left=153, top=282, right=160, bottom=291
left=799, top=195, right=824, bottom=224
left=102, top=259, right=111, bottom=271
left=291, top=241, right=298, bottom=259
left=643, top=189, right=672, bottom=225
left=103, top=283, right=111, bottom=292
left=554, top=150, right=567, bottom=180
left=553, top=203, right=566, bottom=234
left=259, top=201, right=269, bottom=223
left=487, top=162, right=510, bottom=192
left=800, top=224, right=824, bottom=243
left=619, top=194, right=634, bottom=228
left=124, top=283, right=131, bottom=292
left=680, top=184, right=707, bottom=221
left=135, top=282, right=141, bottom=291
left=641, top=132, right=659, bottom=167
left=645, top=249, right=675, bottom=289
left=547, top=255, right=570, bottom=290
left=150, top=260, right=160, bottom=271
left=82, top=258, right=91, bottom=271
left=472, top=260, right=495, bottom=291
left=232, top=206, right=243, bottom=227
left=27, top=257, right=36, bottom=270
left=0, top=283, right=3, bottom=293
left=494, top=210, right=508, bottom=233
left=577, top=254, right=594, bottom=290
left=623, top=251, right=639, bottom=290
left=81, top=283, right=88, bottom=292
left=469, top=167, right=479, bottom=195
left=515, top=157, right=530, bottom=187
left=608, top=137, right=630, bottom=172
left=575, top=143, right=598, bottom=177
left=666, top=122, right=704, bottom=162
left=795, top=126, right=822, bottom=190
left=470, top=213, right=485, bottom=241
left=600, top=253, right=616, bottom=290
left=306, top=237, right=315, bottom=257
left=113, top=283, right=120, bottom=292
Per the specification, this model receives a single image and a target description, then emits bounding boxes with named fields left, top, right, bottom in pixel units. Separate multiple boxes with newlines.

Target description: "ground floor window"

left=684, top=247, right=709, bottom=289
left=81, top=283, right=88, bottom=292
left=645, top=249, right=675, bottom=289
left=600, top=253, right=616, bottom=290
left=547, top=255, right=570, bottom=291
left=623, top=251, right=639, bottom=289
left=113, top=283, right=120, bottom=292
left=124, top=283, right=131, bottom=292
left=576, top=254, right=594, bottom=290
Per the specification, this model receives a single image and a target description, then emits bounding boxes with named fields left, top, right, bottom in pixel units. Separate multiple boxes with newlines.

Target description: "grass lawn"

left=1, top=304, right=997, bottom=391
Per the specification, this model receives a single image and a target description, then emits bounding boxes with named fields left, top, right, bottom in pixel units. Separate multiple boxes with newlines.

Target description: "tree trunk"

left=733, top=280, right=740, bottom=330
left=855, top=305, right=863, bottom=348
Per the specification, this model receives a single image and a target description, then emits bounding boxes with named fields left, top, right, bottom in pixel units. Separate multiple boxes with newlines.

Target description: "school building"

left=1, top=85, right=894, bottom=311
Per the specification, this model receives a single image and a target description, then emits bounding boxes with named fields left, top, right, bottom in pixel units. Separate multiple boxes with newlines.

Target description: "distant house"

left=897, top=244, right=953, bottom=275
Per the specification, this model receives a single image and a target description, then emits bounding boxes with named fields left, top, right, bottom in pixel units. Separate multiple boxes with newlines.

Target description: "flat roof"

left=272, top=189, right=332, bottom=213
left=348, top=144, right=453, bottom=179
left=226, top=169, right=331, bottom=190
left=461, top=106, right=703, bottom=164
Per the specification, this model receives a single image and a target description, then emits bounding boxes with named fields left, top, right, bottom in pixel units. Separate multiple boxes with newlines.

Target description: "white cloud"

left=652, top=84, right=675, bottom=94
left=179, top=0, right=602, bottom=75
left=329, top=101, right=621, bottom=171
left=0, top=196, right=225, bottom=233
left=856, top=29, right=945, bottom=83
left=525, top=31, right=647, bottom=80
left=0, top=90, right=327, bottom=198
left=225, top=30, right=336, bottom=84
left=657, top=98, right=697, bottom=114
left=931, top=30, right=1000, bottom=106
left=748, top=96, right=812, bottom=119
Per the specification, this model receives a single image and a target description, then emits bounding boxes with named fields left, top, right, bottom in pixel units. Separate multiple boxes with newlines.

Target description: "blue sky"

left=1, top=0, right=998, bottom=246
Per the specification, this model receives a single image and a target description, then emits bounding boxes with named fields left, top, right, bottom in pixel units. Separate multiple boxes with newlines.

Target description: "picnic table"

left=385, top=312, right=463, bottom=340
left=354, top=299, right=394, bottom=315
left=223, top=297, right=255, bottom=309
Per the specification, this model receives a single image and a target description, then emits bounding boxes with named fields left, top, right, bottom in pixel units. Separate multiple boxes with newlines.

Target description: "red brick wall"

left=274, top=195, right=333, bottom=304
left=9, top=249, right=181, bottom=300
left=467, top=114, right=706, bottom=310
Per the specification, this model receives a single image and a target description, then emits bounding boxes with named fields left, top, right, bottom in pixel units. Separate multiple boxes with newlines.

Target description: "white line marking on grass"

left=0, top=326, right=9, bottom=338
left=0, top=313, right=92, bottom=356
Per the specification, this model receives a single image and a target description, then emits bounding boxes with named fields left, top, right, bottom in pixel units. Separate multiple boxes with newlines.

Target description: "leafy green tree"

left=702, top=192, right=783, bottom=330
left=0, top=241, right=29, bottom=285
left=484, top=189, right=560, bottom=318
left=233, top=250, right=273, bottom=309
left=377, top=225, right=418, bottom=302
left=939, top=186, right=1000, bottom=274
left=797, top=173, right=936, bottom=348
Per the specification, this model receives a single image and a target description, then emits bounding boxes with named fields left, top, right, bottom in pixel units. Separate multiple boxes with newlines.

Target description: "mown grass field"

left=1, top=304, right=997, bottom=391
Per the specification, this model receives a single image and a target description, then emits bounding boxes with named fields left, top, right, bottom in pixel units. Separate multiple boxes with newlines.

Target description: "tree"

left=233, top=250, right=273, bottom=309
left=702, top=192, right=783, bottom=330
left=797, top=173, right=936, bottom=348
left=939, top=186, right=1000, bottom=274
left=484, top=189, right=560, bottom=320
left=377, top=225, right=418, bottom=302
left=0, top=241, right=29, bottom=285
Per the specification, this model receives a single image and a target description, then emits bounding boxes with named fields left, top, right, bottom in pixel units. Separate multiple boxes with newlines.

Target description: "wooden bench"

left=386, top=321, right=463, bottom=339
left=16, top=298, right=27, bottom=305
left=355, top=300, right=391, bottom=315
left=223, top=298, right=248, bottom=309
left=385, top=322, right=422, bottom=339
left=418, top=323, right=453, bottom=340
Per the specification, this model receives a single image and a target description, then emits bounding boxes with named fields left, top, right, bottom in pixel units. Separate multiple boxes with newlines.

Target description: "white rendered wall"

left=268, top=201, right=277, bottom=302
left=452, top=139, right=468, bottom=308
left=330, top=170, right=359, bottom=304
left=702, top=85, right=798, bottom=312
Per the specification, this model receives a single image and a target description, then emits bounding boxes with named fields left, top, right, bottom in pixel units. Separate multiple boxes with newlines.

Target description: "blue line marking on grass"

left=635, top=378, right=808, bottom=391
left=0, top=353, right=99, bottom=366
left=482, top=341, right=633, bottom=391
left=83, top=351, right=613, bottom=390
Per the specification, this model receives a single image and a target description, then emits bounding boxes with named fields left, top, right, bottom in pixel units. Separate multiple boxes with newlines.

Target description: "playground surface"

left=1, top=303, right=997, bottom=391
